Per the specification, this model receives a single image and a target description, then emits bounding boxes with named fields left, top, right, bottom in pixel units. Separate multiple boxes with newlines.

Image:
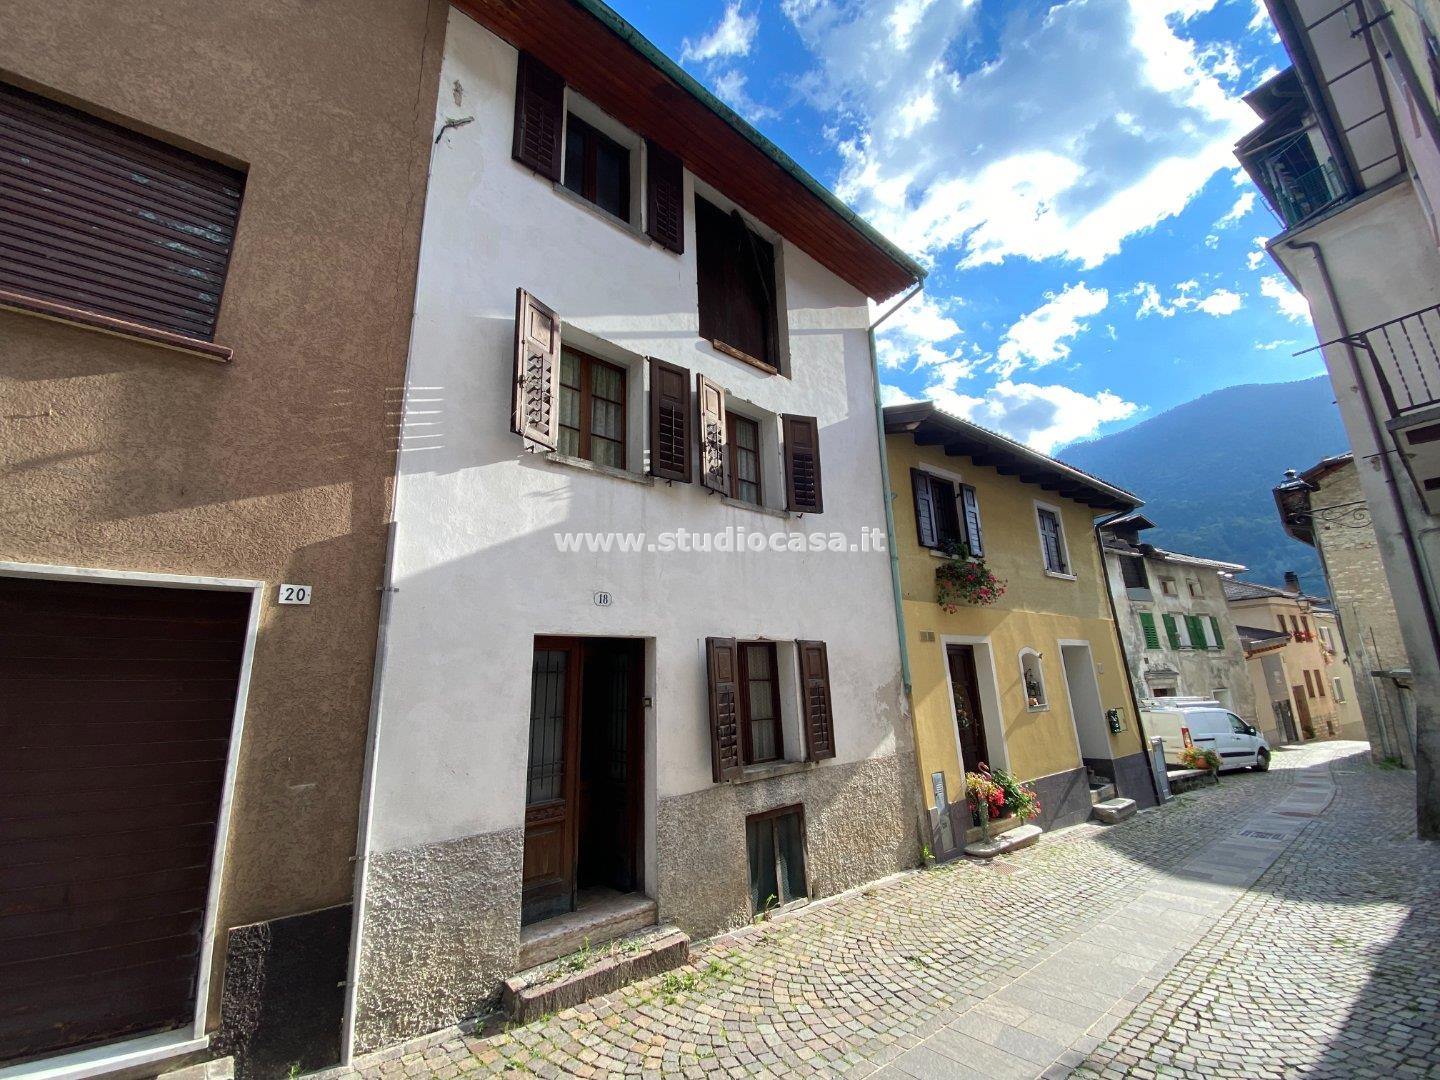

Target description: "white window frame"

left=0, top=561, right=262, bottom=1080
left=557, top=89, right=645, bottom=235
left=1332, top=676, right=1346, bottom=702
left=1033, top=501, right=1074, bottom=580
left=1200, top=615, right=1220, bottom=649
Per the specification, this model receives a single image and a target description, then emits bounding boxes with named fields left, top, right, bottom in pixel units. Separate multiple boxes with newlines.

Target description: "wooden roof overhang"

left=450, top=0, right=925, bottom=301
left=884, top=402, right=1141, bottom=513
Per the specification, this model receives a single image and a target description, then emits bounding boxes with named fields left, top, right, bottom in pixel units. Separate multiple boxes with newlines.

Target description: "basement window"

left=746, top=805, right=807, bottom=914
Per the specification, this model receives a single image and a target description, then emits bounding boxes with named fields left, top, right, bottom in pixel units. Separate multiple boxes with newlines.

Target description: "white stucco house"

left=1240, top=1, right=1440, bottom=837
left=343, top=0, right=927, bottom=1053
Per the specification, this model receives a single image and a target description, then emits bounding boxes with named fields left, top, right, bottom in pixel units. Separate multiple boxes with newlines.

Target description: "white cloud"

left=880, top=383, right=920, bottom=405
left=931, top=380, right=1140, bottom=454
left=994, top=283, right=1109, bottom=378
left=1246, top=234, right=1270, bottom=269
left=682, top=3, right=759, bottom=63
left=873, top=291, right=970, bottom=370
left=1193, top=288, right=1242, bottom=315
left=708, top=70, right=776, bottom=121
left=1260, top=274, right=1311, bottom=322
left=1128, top=280, right=1242, bottom=317
left=1215, top=190, right=1256, bottom=227
left=1256, top=338, right=1299, bottom=351
left=786, top=0, right=1255, bottom=268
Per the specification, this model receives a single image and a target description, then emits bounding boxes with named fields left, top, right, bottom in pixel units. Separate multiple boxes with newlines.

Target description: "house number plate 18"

left=278, top=583, right=313, bottom=605
left=593, top=591, right=613, bottom=607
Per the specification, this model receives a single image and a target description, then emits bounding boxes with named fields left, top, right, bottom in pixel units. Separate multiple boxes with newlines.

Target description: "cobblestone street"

left=342, top=742, right=1438, bottom=1079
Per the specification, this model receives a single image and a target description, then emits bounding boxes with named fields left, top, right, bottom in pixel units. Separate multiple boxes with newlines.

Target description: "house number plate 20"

left=278, top=583, right=313, bottom=605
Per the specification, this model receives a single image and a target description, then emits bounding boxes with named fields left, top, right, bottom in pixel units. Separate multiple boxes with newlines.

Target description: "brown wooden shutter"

left=512, top=52, right=564, bottom=181
left=706, top=637, right=743, bottom=781
left=0, top=80, right=244, bottom=342
left=960, top=484, right=984, bottom=557
left=645, top=140, right=684, bottom=253
left=648, top=358, right=692, bottom=482
left=782, top=414, right=823, bottom=513
left=797, top=640, right=836, bottom=762
left=911, top=469, right=937, bottom=548
left=697, top=373, right=729, bottom=492
left=512, top=288, right=562, bottom=450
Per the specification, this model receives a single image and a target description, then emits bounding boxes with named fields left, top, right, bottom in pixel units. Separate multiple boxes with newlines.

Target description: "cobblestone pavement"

left=342, top=742, right=1438, bottom=1080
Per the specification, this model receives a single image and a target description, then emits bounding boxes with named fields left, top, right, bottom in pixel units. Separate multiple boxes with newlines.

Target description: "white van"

left=1142, top=700, right=1271, bottom=772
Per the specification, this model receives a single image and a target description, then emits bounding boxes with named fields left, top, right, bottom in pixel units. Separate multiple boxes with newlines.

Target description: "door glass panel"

left=527, top=649, right=567, bottom=804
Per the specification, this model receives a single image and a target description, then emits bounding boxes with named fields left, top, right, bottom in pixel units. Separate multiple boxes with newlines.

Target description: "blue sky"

left=611, top=0, right=1322, bottom=452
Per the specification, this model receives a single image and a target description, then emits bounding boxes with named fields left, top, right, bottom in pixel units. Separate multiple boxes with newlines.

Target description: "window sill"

left=721, top=496, right=789, bottom=519
left=550, top=180, right=657, bottom=247
left=543, top=452, right=653, bottom=486
left=1043, top=570, right=1077, bottom=581
left=709, top=338, right=784, bottom=377
left=0, top=287, right=232, bottom=362
left=1026, top=704, right=1050, bottom=713
left=729, top=760, right=815, bottom=785
left=928, top=548, right=980, bottom=562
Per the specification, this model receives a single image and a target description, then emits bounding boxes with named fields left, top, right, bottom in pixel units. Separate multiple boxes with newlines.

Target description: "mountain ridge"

left=1059, top=375, right=1348, bottom=594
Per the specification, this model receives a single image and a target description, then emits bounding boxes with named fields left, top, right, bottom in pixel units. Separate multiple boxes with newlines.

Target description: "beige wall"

left=889, top=436, right=1144, bottom=815
left=0, top=0, right=445, bottom=1019
left=1230, top=596, right=1358, bottom=740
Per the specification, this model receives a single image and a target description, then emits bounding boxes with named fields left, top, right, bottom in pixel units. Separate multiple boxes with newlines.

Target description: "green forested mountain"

left=1060, top=376, right=1349, bottom=595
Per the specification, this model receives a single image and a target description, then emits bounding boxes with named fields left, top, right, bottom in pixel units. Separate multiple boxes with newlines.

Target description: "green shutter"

left=1187, top=615, right=1206, bottom=650
left=1208, top=615, right=1223, bottom=649
left=1139, top=612, right=1160, bottom=650
left=1162, top=614, right=1180, bottom=649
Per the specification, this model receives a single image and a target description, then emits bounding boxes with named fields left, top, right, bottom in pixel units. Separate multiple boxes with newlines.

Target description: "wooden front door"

left=946, top=644, right=991, bottom=773
left=522, top=639, right=581, bottom=925
left=1292, top=687, right=1315, bottom=739
left=0, top=576, right=250, bottom=1065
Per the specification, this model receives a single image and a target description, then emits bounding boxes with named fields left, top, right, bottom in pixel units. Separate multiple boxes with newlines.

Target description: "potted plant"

left=935, top=540, right=1006, bottom=613
left=965, top=764, right=1041, bottom=843
left=1178, top=745, right=1222, bottom=781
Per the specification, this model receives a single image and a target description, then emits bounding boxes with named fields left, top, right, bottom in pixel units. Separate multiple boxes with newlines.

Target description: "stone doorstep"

left=963, top=813, right=1025, bottom=846
left=964, top=823, right=1042, bottom=860
left=501, top=925, right=690, bottom=1023
left=517, top=890, right=657, bottom=970
left=1092, top=798, right=1137, bottom=825
left=1089, top=783, right=1117, bottom=805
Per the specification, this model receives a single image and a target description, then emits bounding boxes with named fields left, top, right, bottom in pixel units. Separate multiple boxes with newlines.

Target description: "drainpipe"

left=1093, top=512, right=1165, bottom=808
left=864, top=281, right=931, bottom=850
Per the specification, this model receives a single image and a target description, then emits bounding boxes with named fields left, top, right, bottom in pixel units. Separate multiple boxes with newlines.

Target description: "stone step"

left=1091, top=797, right=1137, bottom=825
left=964, top=823, right=1042, bottom=859
left=517, top=890, right=657, bottom=970
left=502, top=925, right=690, bottom=1023
left=1089, top=782, right=1117, bottom=805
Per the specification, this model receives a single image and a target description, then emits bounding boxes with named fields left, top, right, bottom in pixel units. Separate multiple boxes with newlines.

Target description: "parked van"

left=1142, top=700, right=1271, bottom=772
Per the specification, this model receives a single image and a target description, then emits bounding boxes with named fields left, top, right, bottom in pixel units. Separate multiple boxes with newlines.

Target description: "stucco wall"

left=353, top=8, right=918, bottom=1043
left=1103, top=554, right=1258, bottom=721
left=1273, top=181, right=1440, bottom=833
left=887, top=437, right=1145, bottom=829
left=1229, top=596, right=1346, bottom=738
left=0, top=0, right=447, bottom=1026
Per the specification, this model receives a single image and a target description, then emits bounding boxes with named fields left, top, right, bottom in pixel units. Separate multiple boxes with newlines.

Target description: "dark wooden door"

left=577, top=640, right=642, bottom=894
left=946, top=645, right=991, bottom=773
left=522, top=639, right=581, bottom=925
left=0, top=576, right=250, bottom=1065
left=1292, top=688, right=1314, bottom=739
left=1273, top=699, right=1298, bottom=744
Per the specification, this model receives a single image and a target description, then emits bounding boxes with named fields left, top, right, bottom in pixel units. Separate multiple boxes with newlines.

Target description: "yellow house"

left=884, top=403, right=1159, bottom=857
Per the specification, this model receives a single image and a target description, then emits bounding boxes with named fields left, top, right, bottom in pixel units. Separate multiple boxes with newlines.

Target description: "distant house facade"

left=1224, top=576, right=1366, bottom=745
left=1276, top=454, right=1416, bottom=764
left=346, top=2, right=926, bottom=1053
left=1099, top=516, right=1257, bottom=723
left=885, top=404, right=1155, bottom=860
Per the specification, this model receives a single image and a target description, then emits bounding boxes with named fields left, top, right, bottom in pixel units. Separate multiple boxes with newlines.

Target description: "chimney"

left=1284, top=570, right=1301, bottom=594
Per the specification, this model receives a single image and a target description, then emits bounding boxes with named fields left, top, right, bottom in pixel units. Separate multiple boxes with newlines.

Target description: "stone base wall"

left=353, top=828, right=524, bottom=1054
left=1110, top=749, right=1160, bottom=810
left=1028, top=766, right=1092, bottom=832
left=655, top=753, right=920, bottom=939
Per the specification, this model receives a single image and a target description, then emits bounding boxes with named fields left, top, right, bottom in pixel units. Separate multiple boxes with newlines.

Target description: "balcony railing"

left=1272, top=159, right=1345, bottom=227
left=1319, top=305, right=1440, bottom=417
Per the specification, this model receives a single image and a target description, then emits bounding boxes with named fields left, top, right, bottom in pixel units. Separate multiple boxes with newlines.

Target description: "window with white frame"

left=1332, top=676, right=1346, bottom=702
left=1020, top=648, right=1047, bottom=709
left=1035, top=505, right=1071, bottom=576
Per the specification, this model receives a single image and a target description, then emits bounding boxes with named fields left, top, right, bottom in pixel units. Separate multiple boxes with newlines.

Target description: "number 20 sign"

left=278, top=583, right=312, bottom=605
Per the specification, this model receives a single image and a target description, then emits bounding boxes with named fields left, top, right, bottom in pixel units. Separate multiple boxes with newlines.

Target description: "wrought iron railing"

left=1273, top=159, right=1345, bottom=227
left=1327, top=305, right=1440, bottom=417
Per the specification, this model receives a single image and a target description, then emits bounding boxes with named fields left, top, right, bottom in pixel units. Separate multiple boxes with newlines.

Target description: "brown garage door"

left=0, top=576, right=251, bottom=1066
